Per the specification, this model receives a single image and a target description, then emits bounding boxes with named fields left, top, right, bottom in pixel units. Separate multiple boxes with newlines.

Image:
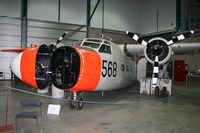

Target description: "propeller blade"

left=53, top=32, right=68, bottom=51
left=167, top=30, right=194, bottom=45
left=56, top=32, right=68, bottom=45
left=152, top=56, right=159, bottom=88
left=126, top=31, right=148, bottom=46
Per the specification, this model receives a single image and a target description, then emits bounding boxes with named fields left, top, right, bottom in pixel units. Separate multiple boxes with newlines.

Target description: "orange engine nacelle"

left=11, top=45, right=50, bottom=89
left=50, top=46, right=101, bottom=92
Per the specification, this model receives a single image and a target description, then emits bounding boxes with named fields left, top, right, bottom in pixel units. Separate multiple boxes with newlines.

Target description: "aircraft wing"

left=124, top=42, right=200, bottom=56
left=0, top=48, right=28, bottom=53
left=171, top=43, right=200, bottom=54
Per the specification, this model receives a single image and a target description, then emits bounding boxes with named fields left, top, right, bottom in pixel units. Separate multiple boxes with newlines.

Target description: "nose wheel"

left=70, top=92, right=84, bottom=109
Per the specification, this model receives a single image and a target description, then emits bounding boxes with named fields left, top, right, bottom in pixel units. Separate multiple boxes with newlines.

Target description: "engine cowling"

left=11, top=45, right=50, bottom=89
left=50, top=45, right=101, bottom=91
left=144, top=37, right=172, bottom=65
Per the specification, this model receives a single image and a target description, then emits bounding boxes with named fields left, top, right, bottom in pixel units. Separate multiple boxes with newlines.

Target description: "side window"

left=126, top=65, right=129, bottom=72
left=99, top=44, right=111, bottom=54
left=121, top=64, right=125, bottom=71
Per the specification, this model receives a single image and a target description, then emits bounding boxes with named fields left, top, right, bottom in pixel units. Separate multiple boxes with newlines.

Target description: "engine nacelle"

left=144, top=37, right=172, bottom=65
left=50, top=45, right=101, bottom=91
left=11, top=45, right=50, bottom=89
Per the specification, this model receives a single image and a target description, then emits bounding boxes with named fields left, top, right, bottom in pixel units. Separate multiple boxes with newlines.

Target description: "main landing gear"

left=69, top=91, right=84, bottom=109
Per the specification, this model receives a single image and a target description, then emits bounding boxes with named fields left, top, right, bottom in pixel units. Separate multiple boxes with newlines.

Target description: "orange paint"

left=20, top=46, right=39, bottom=89
left=69, top=47, right=101, bottom=92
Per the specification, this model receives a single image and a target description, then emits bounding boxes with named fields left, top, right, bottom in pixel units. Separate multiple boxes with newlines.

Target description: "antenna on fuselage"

left=101, top=34, right=112, bottom=42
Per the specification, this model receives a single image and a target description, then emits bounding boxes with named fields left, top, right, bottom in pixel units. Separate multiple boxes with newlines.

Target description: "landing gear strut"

left=70, top=92, right=84, bottom=109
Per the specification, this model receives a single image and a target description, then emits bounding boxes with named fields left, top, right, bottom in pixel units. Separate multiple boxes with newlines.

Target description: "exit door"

left=174, top=60, right=186, bottom=82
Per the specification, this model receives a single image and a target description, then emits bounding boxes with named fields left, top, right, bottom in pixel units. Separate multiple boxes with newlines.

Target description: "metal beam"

left=58, top=0, right=61, bottom=22
left=101, top=0, right=104, bottom=34
left=87, top=0, right=101, bottom=37
left=176, top=0, right=181, bottom=31
left=86, top=0, right=91, bottom=37
left=21, top=0, right=28, bottom=48
left=90, top=0, right=100, bottom=20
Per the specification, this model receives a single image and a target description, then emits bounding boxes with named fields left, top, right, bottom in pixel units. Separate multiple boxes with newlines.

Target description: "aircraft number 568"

left=102, top=60, right=117, bottom=77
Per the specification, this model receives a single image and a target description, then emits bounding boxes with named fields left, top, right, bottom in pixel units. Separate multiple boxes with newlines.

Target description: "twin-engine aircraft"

left=2, top=30, right=200, bottom=109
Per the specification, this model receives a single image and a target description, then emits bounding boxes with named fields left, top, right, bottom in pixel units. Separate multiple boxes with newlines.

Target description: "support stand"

left=0, top=88, right=13, bottom=132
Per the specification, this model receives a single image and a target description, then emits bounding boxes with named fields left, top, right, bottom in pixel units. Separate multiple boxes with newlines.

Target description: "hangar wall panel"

left=90, top=0, right=140, bottom=32
left=139, top=0, right=176, bottom=35
left=26, top=0, right=176, bottom=34
left=181, top=0, right=200, bottom=30
left=28, top=0, right=87, bottom=25
left=60, top=0, right=86, bottom=25
left=0, top=17, right=21, bottom=79
left=157, top=0, right=176, bottom=32
left=0, top=0, right=21, bottom=17
left=27, top=20, right=86, bottom=47
left=28, top=0, right=58, bottom=22
left=90, top=0, right=176, bottom=34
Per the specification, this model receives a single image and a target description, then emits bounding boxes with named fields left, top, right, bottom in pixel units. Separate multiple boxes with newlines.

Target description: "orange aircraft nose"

left=11, top=45, right=50, bottom=89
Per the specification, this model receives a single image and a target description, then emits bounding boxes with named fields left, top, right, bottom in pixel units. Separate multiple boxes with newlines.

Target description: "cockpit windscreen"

left=82, top=42, right=100, bottom=49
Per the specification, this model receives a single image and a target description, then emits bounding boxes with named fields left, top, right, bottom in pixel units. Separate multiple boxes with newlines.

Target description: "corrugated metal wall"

left=139, top=0, right=176, bottom=35
left=0, top=0, right=21, bottom=17
left=1, top=0, right=177, bottom=34
left=26, top=0, right=176, bottom=33
left=60, top=0, right=87, bottom=25
left=28, top=0, right=87, bottom=25
left=27, top=20, right=86, bottom=47
left=90, top=0, right=140, bottom=32
left=90, top=0, right=176, bottom=34
left=0, top=17, right=21, bottom=79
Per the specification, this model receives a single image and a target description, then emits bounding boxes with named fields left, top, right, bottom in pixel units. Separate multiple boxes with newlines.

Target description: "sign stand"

left=0, top=88, right=13, bottom=132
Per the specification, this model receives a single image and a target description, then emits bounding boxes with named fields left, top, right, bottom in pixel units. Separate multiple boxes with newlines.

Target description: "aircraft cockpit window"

left=82, top=42, right=100, bottom=49
left=99, top=44, right=111, bottom=54
left=85, top=39, right=102, bottom=43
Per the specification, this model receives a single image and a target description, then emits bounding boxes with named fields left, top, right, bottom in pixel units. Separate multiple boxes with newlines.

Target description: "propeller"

left=152, top=56, right=159, bottom=88
left=126, top=30, right=194, bottom=88
left=126, top=31, right=147, bottom=46
left=167, top=30, right=194, bottom=45
left=50, top=32, right=68, bottom=52
left=56, top=32, right=68, bottom=45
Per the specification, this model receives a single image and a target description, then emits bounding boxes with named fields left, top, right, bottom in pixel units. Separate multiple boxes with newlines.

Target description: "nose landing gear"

left=70, top=91, right=84, bottom=109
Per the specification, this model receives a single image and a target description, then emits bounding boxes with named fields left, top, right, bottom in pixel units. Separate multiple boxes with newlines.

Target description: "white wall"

left=181, top=0, right=200, bottom=30
left=91, top=0, right=140, bottom=32
left=0, top=0, right=21, bottom=17
left=90, top=0, right=176, bottom=34
left=139, top=0, right=176, bottom=35
left=0, top=17, right=21, bottom=79
left=0, top=0, right=177, bottom=34
left=28, top=0, right=87, bottom=25
left=60, top=0, right=86, bottom=25
left=28, top=0, right=58, bottom=22
left=27, top=20, right=87, bottom=47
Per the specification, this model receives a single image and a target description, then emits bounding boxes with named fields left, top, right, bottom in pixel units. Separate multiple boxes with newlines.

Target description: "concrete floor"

left=0, top=81, right=200, bottom=133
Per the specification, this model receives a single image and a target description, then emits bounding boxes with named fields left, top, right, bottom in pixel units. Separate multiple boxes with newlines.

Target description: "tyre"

left=78, top=98, right=83, bottom=109
left=70, top=101, right=76, bottom=109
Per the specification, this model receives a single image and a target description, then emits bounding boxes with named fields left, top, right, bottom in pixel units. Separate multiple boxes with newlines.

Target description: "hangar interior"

left=0, top=0, right=200, bottom=133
